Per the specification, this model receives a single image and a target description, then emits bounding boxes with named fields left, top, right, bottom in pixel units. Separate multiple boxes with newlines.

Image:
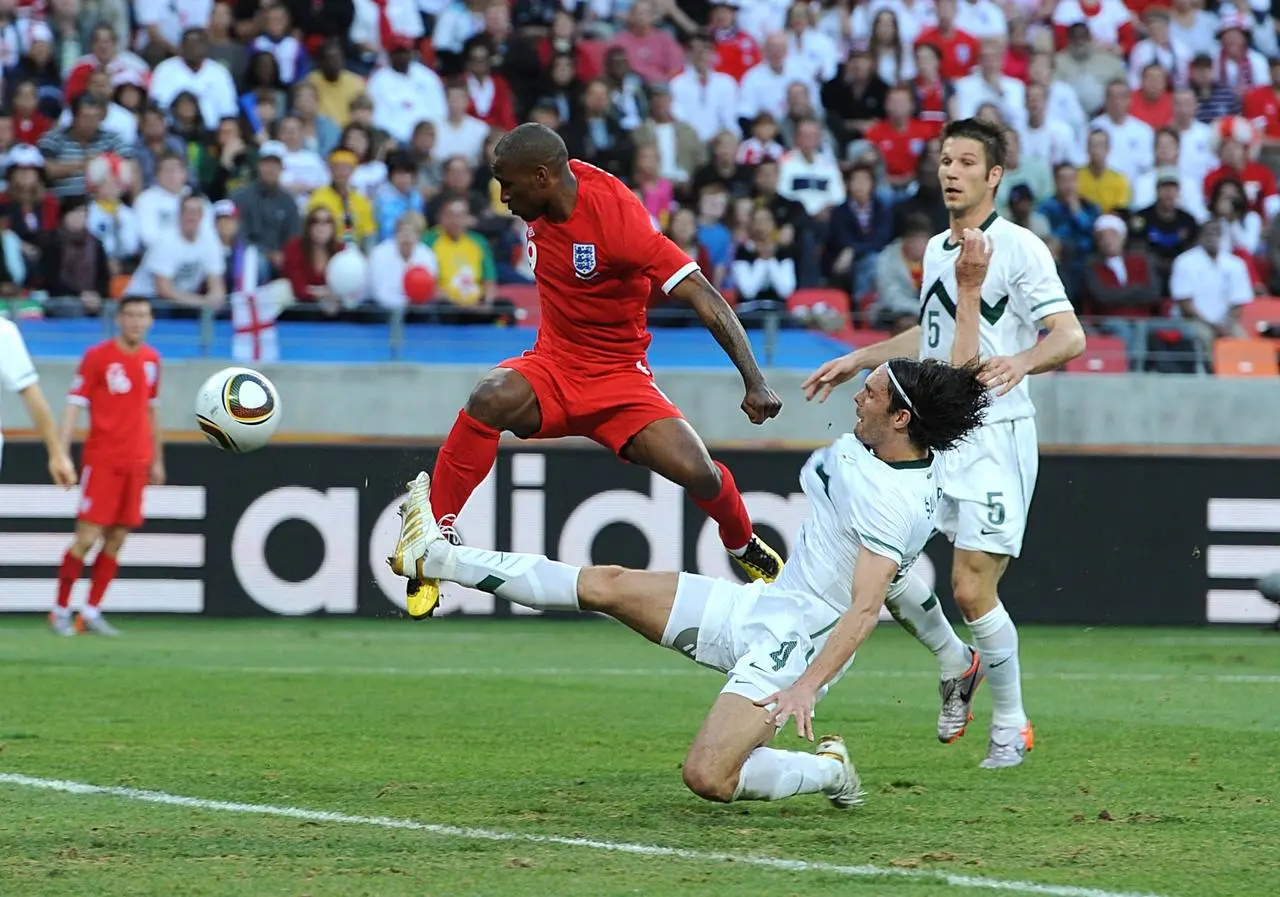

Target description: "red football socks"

left=56, top=551, right=84, bottom=608
left=430, top=410, right=502, bottom=522
left=692, top=461, right=754, bottom=553
left=88, top=554, right=120, bottom=608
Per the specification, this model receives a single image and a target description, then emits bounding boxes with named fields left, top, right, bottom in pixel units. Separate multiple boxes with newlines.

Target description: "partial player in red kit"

left=49, top=297, right=164, bottom=637
left=390, top=123, right=784, bottom=619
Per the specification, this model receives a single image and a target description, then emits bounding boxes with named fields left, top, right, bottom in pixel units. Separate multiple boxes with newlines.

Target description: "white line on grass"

left=0, top=772, right=1170, bottom=897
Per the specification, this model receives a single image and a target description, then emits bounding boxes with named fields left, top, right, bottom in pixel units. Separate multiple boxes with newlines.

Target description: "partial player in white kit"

left=389, top=359, right=990, bottom=807
left=0, top=318, right=77, bottom=486
left=804, top=118, right=1086, bottom=768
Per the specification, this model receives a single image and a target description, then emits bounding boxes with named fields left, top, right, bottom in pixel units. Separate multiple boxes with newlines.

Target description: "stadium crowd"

left=0, top=0, right=1279, bottom=369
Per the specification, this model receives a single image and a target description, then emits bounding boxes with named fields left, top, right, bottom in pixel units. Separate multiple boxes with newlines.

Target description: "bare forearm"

left=59, top=404, right=80, bottom=455
left=151, top=409, right=163, bottom=460
left=1015, top=314, right=1086, bottom=374
left=851, top=324, right=921, bottom=370
left=21, top=386, right=61, bottom=456
left=676, top=273, right=765, bottom=385
left=794, top=597, right=882, bottom=691
left=952, top=285, right=981, bottom=365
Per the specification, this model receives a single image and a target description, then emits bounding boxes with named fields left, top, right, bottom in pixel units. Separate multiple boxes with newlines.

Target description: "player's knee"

left=464, top=370, right=532, bottom=430
left=682, top=460, right=723, bottom=502
left=101, top=528, right=128, bottom=555
left=576, top=565, right=627, bottom=613
left=951, top=562, right=999, bottom=617
left=681, top=755, right=736, bottom=803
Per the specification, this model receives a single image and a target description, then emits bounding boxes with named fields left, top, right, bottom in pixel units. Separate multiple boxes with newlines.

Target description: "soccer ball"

left=194, top=367, right=281, bottom=453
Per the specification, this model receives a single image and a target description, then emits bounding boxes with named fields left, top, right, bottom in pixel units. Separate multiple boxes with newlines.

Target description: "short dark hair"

left=119, top=295, right=152, bottom=311
left=901, top=213, right=934, bottom=238
left=157, top=150, right=187, bottom=169
left=180, top=193, right=206, bottom=214
left=493, top=122, right=569, bottom=172
left=886, top=358, right=991, bottom=453
left=939, top=117, right=1006, bottom=173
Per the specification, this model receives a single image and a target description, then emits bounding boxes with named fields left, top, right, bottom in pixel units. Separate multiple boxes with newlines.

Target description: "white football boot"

left=815, top=735, right=866, bottom=809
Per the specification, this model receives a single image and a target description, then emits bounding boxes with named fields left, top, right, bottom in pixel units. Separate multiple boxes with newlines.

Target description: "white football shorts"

left=934, top=417, right=1039, bottom=558
left=661, top=574, right=851, bottom=704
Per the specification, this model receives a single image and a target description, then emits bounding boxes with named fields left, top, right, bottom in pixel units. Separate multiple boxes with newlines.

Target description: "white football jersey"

left=0, top=317, right=39, bottom=460
left=773, top=434, right=942, bottom=614
left=918, top=214, right=1073, bottom=423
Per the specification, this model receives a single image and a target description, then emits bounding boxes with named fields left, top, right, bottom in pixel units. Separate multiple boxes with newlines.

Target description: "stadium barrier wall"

left=1, top=443, right=1276, bottom=625
left=4, top=361, right=1280, bottom=445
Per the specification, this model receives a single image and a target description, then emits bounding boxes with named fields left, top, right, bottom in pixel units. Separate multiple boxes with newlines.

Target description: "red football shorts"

left=78, top=464, right=148, bottom=528
left=499, top=351, right=684, bottom=454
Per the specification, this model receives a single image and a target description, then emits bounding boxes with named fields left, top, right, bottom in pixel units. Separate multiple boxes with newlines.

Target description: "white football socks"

left=732, top=747, right=844, bottom=802
left=967, top=602, right=1025, bottom=729
left=421, top=543, right=581, bottom=612
left=885, top=575, right=972, bottom=680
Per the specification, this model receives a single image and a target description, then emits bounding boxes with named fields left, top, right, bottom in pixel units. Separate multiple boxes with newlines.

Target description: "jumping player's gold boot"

left=389, top=472, right=442, bottom=619
left=730, top=533, right=784, bottom=583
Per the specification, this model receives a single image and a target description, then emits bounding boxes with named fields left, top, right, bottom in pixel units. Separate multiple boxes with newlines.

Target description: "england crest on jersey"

left=572, top=242, right=598, bottom=279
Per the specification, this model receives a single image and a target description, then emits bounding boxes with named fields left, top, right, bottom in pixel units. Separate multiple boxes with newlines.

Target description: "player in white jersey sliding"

left=803, top=118, right=1086, bottom=769
left=390, top=358, right=990, bottom=807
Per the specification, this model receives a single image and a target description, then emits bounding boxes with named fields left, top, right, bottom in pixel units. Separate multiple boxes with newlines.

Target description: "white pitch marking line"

left=0, top=773, right=1170, bottom=897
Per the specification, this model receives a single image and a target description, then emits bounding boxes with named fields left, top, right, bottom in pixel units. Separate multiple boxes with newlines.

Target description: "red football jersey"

left=1243, top=86, right=1280, bottom=139
left=865, top=119, right=935, bottom=178
left=68, top=339, right=161, bottom=467
left=713, top=32, right=762, bottom=82
left=914, top=28, right=981, bottom=81
left=525, top=160, right=699, bottom=365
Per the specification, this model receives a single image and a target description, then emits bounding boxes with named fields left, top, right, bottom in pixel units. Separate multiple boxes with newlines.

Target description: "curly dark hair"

left=940, top=117, right=1006, bottom=174
left=886, top=357, right=991, bottom=453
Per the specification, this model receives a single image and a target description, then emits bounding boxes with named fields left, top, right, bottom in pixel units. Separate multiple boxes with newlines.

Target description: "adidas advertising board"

left=0, top=444, right=1275, bottom=624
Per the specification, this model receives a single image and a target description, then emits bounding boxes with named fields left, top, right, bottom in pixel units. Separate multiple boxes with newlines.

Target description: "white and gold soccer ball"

left=194, top=367, right=281, bottom=453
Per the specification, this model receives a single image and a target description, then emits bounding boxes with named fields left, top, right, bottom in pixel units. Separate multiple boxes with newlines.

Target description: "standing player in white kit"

left=803, top=118, right=1086, bottom=768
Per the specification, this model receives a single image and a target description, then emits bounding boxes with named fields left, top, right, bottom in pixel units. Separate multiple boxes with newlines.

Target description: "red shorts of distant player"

left=78, top=464, right=148, bottom=528
left=500, top=351, right=684, bottom=455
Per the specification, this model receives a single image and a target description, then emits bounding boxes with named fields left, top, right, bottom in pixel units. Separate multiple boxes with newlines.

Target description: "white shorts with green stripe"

left=660, top=573, right=852, bottom=704
left=934, top=417, right=1039, bottom=559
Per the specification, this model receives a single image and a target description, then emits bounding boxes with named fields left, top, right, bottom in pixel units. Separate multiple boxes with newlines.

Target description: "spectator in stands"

left=207, top=0, right=248, bottom=86
left=66, top=21, right=150, bottom=105
left=423, top=196, right=507, bottom=321
left=253, top=3, right=309, bottom=86
left=462, top=36, right=518, bottom=132
left=820, top=42, right=887, bottom=154
left=1171, top=88, right=1217, bottom=185
left=914, top=0, right=981, bottom=82
left=1054, top=22, right=1125, bottom=117
left=150, top=28, right=239, bottom=132
left=867, top=9, right=914, bottom=85
left=709, top=0, right=762, bottom=82
left=61, top=68, right=138, bottom=144
left=241, top=51, right=288, bottom=131
left=1204, top=121, right=1280, bottom=221
left=1006, top=184, right=1054, bottom=247
left=4, top=145, right=59, bottom=259
left=0, top=205, right=27, bottom=294
left=609, top=0, right=685, bottom=85
left=427, top=154, right=493, bottom=226
left=779, top=81, right=836, bottom=155
left=1136, top=128, right=1203, bottom=221
left=368, top=210, right=441, bottom=311
left=135, top=152, right=200, bottom=250
left=39, top=196, right=109, bottom=318
left=955, top=0, right=1006, bottom=40
left=535, top=53, right=584, bottom=130
left=670, top=30, right=740, bottom=145
left=778, top=118, right=845, bottom=221
left=1041, top=162, right=1100, bottom=302
left=751, top=159, right=805, bottom=251
left=1131, top=64, right=1174, bottom=130
left=737, top=112, right=785, bottom=166
left=1090, top=79, right=1156, bottom=186
left=1243, top=57, right=1280, bottom=142
left=282, top=206, right=342, bottom=315
left=86, top=162, right=142, bottom=275
left=38, top=95, right=130, bottom=200
left=872, top=212, right=931, bottom=335
left=866, top=85, right=937, bottom=198
left=995, top=128, right=1053, bottom=218
left=169, top=91, right=215, bottom=186
left=565, top=79, right=633, bottom=179
left=340, top=125, right=387, bottom=196
left=785, top=2, right=839, bottom=84
left=127, top=193, right=226, bottom=314
left=1019, top=83, right=1082, bottom=170
left=1127, top=8, right=1189, bottom=92
left=347, top=94, right=392, bottom=159
left=1213, top=11, right=1269, bottom=94
left=366, top=37, right=448, bottom=145
left=292, top=81, right=341, bottom=159
left=1084, top=213, right=1163, bottom=322
left=1170, top=220, right=1252, bottom=360
left=12, top=80, right=53, bottom=146
left=741, top=32, right=817, bottom=125
left=1077, top=128, right=1130, bottom=215
left=133, top=105, right=184, bottom=190
left=1209, top=178, right=1263, bottom=258
left=207, top=117, right=257, bottom=202
left=828, top=163, right=892, bottom=303
left=1130, top=167, right=1199, bottom=290
left=16, top=24, right=64, bottom=103
left=954, top=38, right=1028, bottom=131
left=1026, top=50, right=1088, bottom=145
left=1187, top=53, right=1239, bottom=124
left=732, top=206, right=796, bottom=327
left=276, top=114, right=329, bottom=200
left=308, top=149, right=375, bottom=249
left=436, top=84, right=492, bottom=168
left=602, top=47, right=648, bottom=132
left=694, top=184, right=734, bottom=286
left=633, top=84, right=704, bottom=198
left=374, top=153, right=426, bottom=244
left=892, top=141, right=948, bottom=237
left=216, top=197, right=270, bottom=300
left=232, top=141, right=300, bottom=275
left=306, top=40, right=365, bottom=128
left=632, top=144, right=675, bottom=228
left=1050, top=0, right=1133, bottom=54
left=910, top=42, right=951, bottom=137
left=668, top=205, right=716, bottom=286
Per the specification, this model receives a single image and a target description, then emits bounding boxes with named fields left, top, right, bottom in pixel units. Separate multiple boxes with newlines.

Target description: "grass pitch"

left=1, top=618, right=1277, bottom=897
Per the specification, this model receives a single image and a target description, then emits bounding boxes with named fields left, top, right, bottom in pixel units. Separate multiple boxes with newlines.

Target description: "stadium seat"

left=499, top=283, right=540, bottom=327
left=1065, top=334, right=1128, bottom=372
left=1240, top=297, right=1280, bottom=338
left=787, top=288, right=855, bottom=341
left=1212, top=338, right=1280, bottom=376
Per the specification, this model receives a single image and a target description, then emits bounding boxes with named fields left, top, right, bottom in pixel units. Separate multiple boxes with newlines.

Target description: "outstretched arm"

left=669, top=271, right=782, bottom=424
left=756, top=548, right=898, bottom=740
left=801, top=326, right=921, bottom=403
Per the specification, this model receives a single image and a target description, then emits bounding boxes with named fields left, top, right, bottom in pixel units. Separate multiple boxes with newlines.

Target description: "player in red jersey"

left=390, top=123, right=784, bottom=619
left=49, top=297, right=163, bottom=637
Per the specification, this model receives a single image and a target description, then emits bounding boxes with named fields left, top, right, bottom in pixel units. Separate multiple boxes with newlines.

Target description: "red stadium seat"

left=499, top=283, right=540, bottom=328
left=787, top=288, right=851, bottom=321
left=1241, top=297, right=1280, bottom=338
left=1213, top=338, right=1280, bottom=376
left=1065, top=335, right=1129, bottom=372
